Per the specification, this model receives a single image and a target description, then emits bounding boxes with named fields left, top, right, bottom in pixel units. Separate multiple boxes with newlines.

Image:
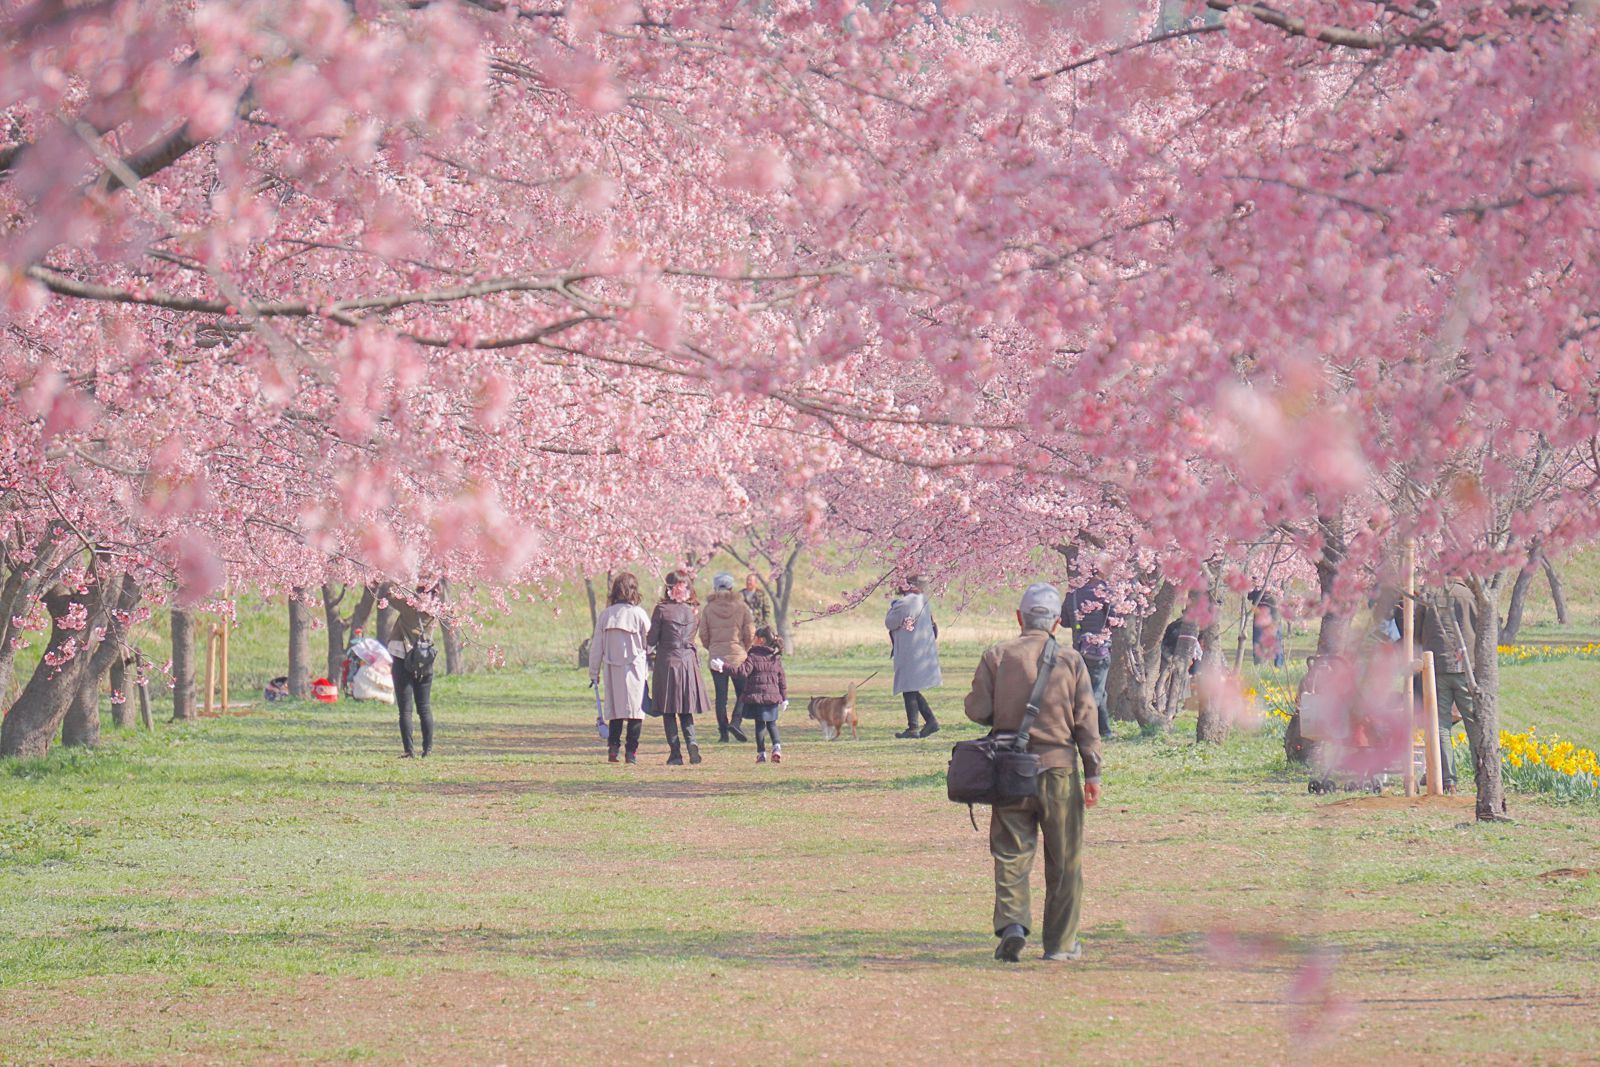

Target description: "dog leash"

left=853, top=670, right=880, bottom=689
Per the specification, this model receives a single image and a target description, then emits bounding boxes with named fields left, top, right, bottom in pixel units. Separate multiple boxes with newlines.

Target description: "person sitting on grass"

left=726, top=626, right=788, bottom=764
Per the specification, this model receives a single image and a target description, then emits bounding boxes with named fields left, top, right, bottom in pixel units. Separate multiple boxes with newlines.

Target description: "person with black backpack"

left=963, top=583, right=1102, bottom=963
left=387, top=581, right=438, bottom=759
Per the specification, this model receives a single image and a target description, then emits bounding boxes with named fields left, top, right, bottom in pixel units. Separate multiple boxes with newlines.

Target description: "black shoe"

left=718, top=730, right=731, bottom=743
left=729, top=725, right=749, bottom=743
left=625, top=752, right=638, bottom=765
left=667, top=747, right=684, bottom=766
left=918, top=720, right=940, bottom=738
left=995, top=924, right=1026, bottom=963
left=688, top=743, right=703, bottom=765
left=896, top=728, right=920, bottom=739
left=608, top=746, right=621, bottom=763
left=398, top=752, right=414, bottom=759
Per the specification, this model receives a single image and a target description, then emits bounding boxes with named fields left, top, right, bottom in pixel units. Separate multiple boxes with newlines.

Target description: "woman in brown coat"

left=648, top=569, right=711, bottom=765
left=698, top=571, right=755, bottom=743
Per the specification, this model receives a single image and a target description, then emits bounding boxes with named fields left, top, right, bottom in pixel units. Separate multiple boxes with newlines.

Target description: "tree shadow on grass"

left=34, top=923, right=1209, bottom=974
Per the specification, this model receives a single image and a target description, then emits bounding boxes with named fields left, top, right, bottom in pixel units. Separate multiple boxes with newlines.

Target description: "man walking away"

left=742, top=574, right=771, bottom=629
left=1419, top=579, right=1479, bottom=795
left=1063, top=575, right=1120, bottom=741
left=966, top=583, right=1103, bottom=963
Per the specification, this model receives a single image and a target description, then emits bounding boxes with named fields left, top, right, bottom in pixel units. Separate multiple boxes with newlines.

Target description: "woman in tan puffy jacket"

left=698, top=572, right=755, bottom=742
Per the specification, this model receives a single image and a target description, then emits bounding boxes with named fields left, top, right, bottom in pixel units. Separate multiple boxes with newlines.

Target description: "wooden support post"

left=1403, top=543, right=1417, bottom=797
left=203, top=625, right=218, bottom=717
left=1422, top=651, right=1444, bottom=796
left=219, top=616, right=230, bottom=714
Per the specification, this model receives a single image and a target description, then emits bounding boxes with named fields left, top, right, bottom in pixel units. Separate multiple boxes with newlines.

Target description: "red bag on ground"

left=312, top=678, right=338, bottom=703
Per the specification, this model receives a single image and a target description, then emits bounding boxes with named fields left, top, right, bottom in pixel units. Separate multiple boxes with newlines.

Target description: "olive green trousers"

left=990, top=767, right=1084, bottom=954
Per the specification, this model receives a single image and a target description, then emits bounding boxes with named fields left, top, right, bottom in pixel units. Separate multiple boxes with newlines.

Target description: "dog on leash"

left=807, top=672, right=876, bottom=740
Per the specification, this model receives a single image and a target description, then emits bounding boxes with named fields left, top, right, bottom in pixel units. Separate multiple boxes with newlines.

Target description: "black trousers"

left=711, top=670, right=747, bottom=733
left=392, top=659, right=434, bottom=756
left=607, top=718, right=643, bottom=754
left=902, top=691, right=934, bottom=729
left=662, top=713, right=698, bottom=750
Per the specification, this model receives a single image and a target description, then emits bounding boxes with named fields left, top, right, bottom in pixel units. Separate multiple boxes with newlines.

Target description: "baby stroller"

left=1295, top=654, right=1389, bottom=796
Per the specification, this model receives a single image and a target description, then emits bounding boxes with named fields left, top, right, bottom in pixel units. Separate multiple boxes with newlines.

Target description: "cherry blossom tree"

left=4, top=0, right=1600, bottom=797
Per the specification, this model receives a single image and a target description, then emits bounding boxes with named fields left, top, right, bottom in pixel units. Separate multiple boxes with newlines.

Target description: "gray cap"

left=1019, top=582, right=1062, bottom=624
left=713, top=572, right=735, bottom=591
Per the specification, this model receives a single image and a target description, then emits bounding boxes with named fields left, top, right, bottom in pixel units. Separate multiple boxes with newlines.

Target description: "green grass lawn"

left=3, top=648, right=1598, bottom=1065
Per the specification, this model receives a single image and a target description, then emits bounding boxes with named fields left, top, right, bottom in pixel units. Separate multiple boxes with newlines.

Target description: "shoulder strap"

left=1014, top=636, right=1059, bottom=751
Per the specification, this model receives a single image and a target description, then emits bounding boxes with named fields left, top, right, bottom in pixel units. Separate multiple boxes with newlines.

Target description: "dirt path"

left=5, top=707, right=1598, bottom=1066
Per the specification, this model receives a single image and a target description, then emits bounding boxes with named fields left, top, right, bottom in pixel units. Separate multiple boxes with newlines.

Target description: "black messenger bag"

left=947, top=637, right=1059, bottom=825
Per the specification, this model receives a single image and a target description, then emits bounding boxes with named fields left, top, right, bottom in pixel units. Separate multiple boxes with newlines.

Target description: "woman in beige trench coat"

left=591, top=573, right=652, bottom=764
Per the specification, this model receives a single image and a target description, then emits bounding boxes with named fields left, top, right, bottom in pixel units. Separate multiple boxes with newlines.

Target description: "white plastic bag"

left=351, top=662, right=396, bottom=704
left=351, top=637, right=393, bottom=668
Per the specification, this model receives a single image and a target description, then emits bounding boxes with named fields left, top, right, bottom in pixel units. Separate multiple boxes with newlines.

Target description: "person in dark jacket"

left=648, top=569, right=710, bottom=766
left=1062, top=577, right=1120, bottom=740
left=1418, top=579, right=1479, bottom=794
left=387, top=581, right=437, bottom=758
left=730, top=626, right=788, bottom=763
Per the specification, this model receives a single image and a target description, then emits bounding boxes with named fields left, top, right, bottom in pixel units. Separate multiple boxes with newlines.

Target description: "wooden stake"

left=219, top=614, right=230, bottom=714
left=1402, top=542, right=1417, bottom=797
left=203, top=625, right=217, bottom=717
left=1422, top=651, right=1444, bottom=796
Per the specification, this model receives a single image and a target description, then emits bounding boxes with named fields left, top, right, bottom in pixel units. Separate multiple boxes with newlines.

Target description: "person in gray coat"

left=885, top=575, right=942, bottom=737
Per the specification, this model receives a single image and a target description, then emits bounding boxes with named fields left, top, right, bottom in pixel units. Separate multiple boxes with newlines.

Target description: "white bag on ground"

left=350, top=637, right=393, bottom=667
left=351, top=662, right=396, bottom=704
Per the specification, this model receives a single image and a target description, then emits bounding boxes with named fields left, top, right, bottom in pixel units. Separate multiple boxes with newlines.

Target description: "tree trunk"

left=1467, top=577, right=1510, bottom=822
left=110, top=654, right=138, bottom=728
left=376, top=599, right=397, bottom=645
left=350, top=584, right=377, bottom=636
left=1501, top=549, right=1539, bottom=643
left=1, top=578, right=111, bottom=759
left=22, top=569, right=137, bottom=752
left=137, top=673, right=153, bottom=730
left=441, top=618, right=464, bottom=675
left=1540, top=553, right=1569, bottom=625
left=1195, top=614, right=1229, bottom=744
left=321, top=583, right=377, bottom=679
left=1106, top=578, right=1178, bottom=727
left=321, top=584, right=349, bottom=681
left=0, top=522, right=78, bottom=714
left=171, top=608, right=197, bottom=721
left=1312, top=513, right=1349, bottom=659
left=287, top=591, right=312, bottom=698
left=436, top=578, right=464, bottom=674
left=774, top=547, right=802, bottom=652
left=60, top=675, right=102, bottom=748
